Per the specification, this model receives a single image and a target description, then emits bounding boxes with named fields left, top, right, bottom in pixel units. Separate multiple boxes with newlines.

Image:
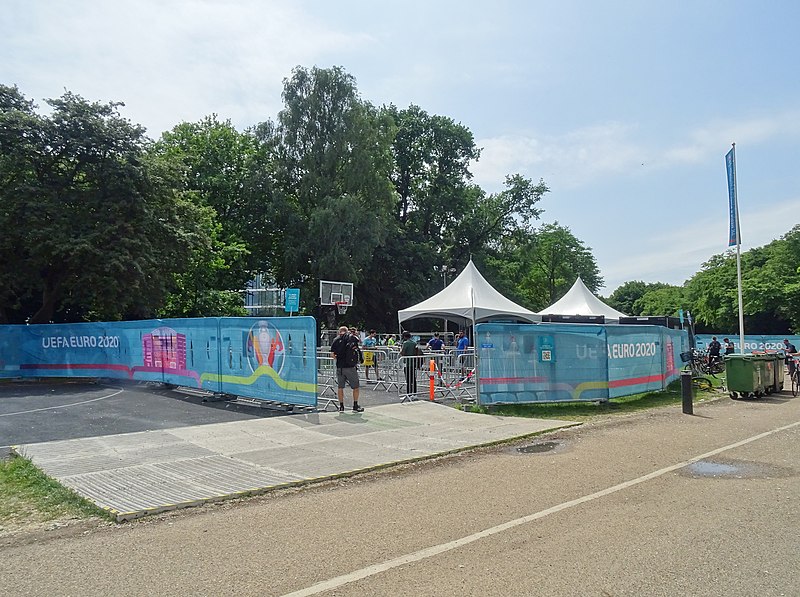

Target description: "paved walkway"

left=12, top=402, right=576, bottom=521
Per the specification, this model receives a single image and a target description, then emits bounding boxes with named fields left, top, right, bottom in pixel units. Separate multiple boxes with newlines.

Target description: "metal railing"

left=316, top=348, right=476, bottom=406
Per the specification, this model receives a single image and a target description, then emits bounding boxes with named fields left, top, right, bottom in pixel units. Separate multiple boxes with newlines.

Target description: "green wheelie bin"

left=754, top=354, right=776, bottom=395
left=772, top=353, right=785, bottom=392
left=725, top=354, right=767, bottom=399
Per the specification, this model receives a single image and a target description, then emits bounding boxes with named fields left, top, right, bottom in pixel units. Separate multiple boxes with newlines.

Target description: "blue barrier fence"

left=694, top=334, right=800, bottom=354
left=0, top=317, right=317, bottom=406
left=475, top=323, right=688, bottom=404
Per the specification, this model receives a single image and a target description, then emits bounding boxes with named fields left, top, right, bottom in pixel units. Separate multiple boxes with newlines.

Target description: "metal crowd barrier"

left=316, top=346, right=476, bottom=408
left=397, top=350, right=476, bottom=403
left=316, top=355, right=340, bottom=411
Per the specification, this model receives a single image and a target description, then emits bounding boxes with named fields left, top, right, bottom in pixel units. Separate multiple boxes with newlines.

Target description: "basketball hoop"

left=335, top=301, right=349, bottom=315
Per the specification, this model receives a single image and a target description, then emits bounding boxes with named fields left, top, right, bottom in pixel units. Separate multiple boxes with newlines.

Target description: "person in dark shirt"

left=723, top=338, right=735, bottom=355
left=707, top=336, right=722, bottom=367
left=427, top=332, right=445, bottom=351
left=400, top=331, right=419, bottom=395
left=330, top=326, right=363, bottom=412
left=783, top=339, right=797, bottom=376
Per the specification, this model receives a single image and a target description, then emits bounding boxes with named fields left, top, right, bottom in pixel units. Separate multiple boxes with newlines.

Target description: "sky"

left=3, top=0, right=799, bottom=294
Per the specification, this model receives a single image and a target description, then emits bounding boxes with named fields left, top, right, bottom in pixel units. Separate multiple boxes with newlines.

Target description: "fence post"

left=681, top=370, right=693, bottom=415
left=429, top=358, right=435, bottom=401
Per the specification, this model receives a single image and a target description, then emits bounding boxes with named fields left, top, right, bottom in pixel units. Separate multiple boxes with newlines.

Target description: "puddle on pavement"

left=683, top=459, right=795, bottom=479
left=517, top=441, right=560, bottom=454
left=688, top=461, right=741, bottom=476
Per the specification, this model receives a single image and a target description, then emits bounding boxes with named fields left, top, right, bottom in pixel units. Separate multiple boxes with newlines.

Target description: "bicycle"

left=790, top=356, right=800, bottom=397
left=692, top=376, right=714, bottom=392
left=680, top=350, right=715, bottom=392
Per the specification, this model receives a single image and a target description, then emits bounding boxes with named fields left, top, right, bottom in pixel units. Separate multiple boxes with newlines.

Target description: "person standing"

left=456, top=330, right=471, bottom=376
left=330, top=326, right=364, bottom=412
left=363, top=329, right=381, bottom=380
left=456, top=330, right=470, bottom=353
left=427, top=332, right=445, bottom=351
left=723, top=338, right=735, bottom=355
left=783, top=338, right=797, bottom=377
left=707, top=336, right=721, bottom=367
left=400, top=331, right=419, bottom=395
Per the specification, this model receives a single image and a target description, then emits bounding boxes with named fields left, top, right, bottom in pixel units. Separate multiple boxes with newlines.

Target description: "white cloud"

left=3, top=0, right=375, bottom=136
left=598, top=196, right=800, bottom=292
left=472, top=110, right=800, bottom=193
left=663, top=110, right=800, bottom=165
left=471, top=122, right=646, bottom=191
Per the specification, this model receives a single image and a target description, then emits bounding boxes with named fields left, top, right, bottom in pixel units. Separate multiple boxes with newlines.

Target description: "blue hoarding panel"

left=476, top=323, right=610, bottom=404
left=476, top=323, right=689, bottom=405
left=0, top=317, right=317, bottom=407
left=694, top=334, right=800, bottom=354
left=216, top=317, right=316, bottom=406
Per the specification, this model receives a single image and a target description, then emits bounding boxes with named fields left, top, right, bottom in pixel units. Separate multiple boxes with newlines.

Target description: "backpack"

left=333, top=334, right=362, bottom=368
left=350, top=337, right=364, bottom=366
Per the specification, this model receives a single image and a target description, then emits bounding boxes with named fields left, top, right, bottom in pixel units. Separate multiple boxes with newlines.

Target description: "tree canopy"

left=2, top=71, right=797, bottom=333
left=0, top=85, right=203, bottom=323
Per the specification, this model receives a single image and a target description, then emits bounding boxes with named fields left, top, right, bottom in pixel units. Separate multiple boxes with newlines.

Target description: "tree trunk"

left=28, top=278, right=61, bottom=324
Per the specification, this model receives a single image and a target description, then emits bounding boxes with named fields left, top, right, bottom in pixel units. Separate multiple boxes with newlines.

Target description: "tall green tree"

left=149, top=116, right=255, bottom=316
left=357, top=104, right=483, bottom=328
left=684, top=232, right=798, bottom=334
left=635, top=285, right=686, bottom=317
left=514, top=222, right=603, bottom=308
left=606, top=280, right=671, bottom=316
left=255, top=66, right=397, bottom=314
left=0, top=86, right=200, bottom=323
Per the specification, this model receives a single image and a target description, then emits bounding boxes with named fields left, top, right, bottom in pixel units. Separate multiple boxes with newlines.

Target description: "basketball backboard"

left=319, top=280, right=354, bottom=306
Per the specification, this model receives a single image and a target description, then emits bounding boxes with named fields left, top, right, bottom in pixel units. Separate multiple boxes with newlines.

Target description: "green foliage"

left=684, top=226, right=800, bottom=333
left=3, top=74, right=797, bottom=332
left=606, top=281, right=683, bottom=317
left=635, top=285, right=686, bottom=316
left=260, top=66, right=397, bottom=300
left=498, top=222, right=602, bottom=309
left=149, top=116, right=257, bottom=316
left=0, top=86, right=200, bottom=323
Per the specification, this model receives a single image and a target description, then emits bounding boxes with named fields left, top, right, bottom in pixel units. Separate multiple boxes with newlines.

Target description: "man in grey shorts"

left=330, top=325, right=363, bottom=412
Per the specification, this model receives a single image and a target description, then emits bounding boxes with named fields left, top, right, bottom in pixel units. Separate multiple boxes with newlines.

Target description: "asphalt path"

left=0, top=380, right=407, bottom=456
left=2, top=387, right=799, bottom=596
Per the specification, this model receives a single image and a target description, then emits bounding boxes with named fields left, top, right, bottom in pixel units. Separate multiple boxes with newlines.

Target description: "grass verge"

left=0, top=454, right=111, bottom=532
left=461, top=377, right=721, bottom=422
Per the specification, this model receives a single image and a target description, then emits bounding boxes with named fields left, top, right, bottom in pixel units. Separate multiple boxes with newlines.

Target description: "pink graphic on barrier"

left=143, top=327, right=187, bottom=371
left=665, top=339, right=676, bottom=375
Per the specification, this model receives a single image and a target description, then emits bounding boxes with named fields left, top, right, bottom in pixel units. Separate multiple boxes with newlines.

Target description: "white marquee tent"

left=536, top=277, right=627, bottom=321
left=398, top=259, right=540, bottom=326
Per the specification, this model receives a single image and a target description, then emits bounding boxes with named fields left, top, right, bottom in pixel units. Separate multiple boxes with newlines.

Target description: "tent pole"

left=472, top=288, right=480, bottom=406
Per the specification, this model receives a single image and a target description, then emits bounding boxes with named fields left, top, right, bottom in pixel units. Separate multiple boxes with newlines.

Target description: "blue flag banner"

left=726, top=147, right=739, bottom=247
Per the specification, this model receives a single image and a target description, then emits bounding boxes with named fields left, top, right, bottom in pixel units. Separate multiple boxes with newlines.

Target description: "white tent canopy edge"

left=536, top=277, right=628, bottom=321
left=398, top=259, right=540, bottom=326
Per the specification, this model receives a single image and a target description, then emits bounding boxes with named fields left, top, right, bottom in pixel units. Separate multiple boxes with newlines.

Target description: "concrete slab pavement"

left=12, top=401, right=577, bottom=521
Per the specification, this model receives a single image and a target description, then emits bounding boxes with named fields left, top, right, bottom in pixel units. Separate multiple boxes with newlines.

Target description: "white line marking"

left=282, top=419, right=800, bottom=597
left=0, top=388, right=125, bottom=417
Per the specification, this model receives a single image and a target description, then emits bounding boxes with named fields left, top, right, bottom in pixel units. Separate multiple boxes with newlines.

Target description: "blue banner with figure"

left=0, top=317, right=317, bottom=406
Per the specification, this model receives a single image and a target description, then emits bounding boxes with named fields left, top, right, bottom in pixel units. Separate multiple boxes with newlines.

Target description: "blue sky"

left=3, top=1, right=799, bottom=293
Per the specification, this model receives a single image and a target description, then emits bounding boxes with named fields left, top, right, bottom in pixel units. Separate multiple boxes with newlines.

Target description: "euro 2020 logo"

left=246, top=320, right=285, bottom=376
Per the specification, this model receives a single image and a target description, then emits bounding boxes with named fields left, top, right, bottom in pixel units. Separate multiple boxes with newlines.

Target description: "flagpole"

left=735, top=238, right=744, bottom=354
left=472, top=287, right=480, bottom=405
left=726, top=143, right=745, bottom=353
